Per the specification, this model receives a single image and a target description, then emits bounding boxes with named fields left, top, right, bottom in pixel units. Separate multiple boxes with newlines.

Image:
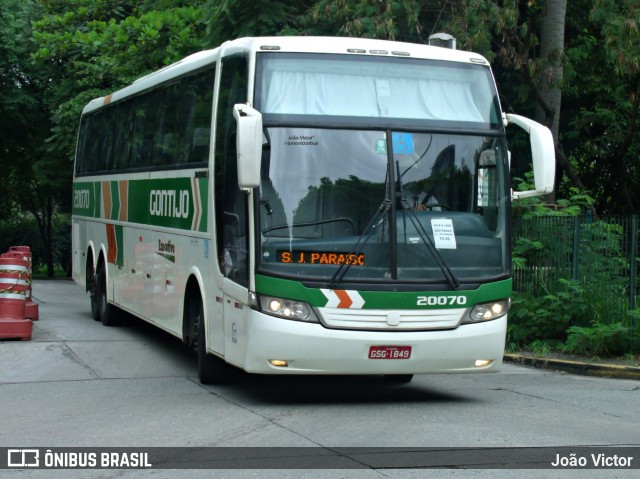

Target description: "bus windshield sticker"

left=430, top=218, right=457, bottom=249
left=392, top=133, right=414, bottom=155
left=278, top=250, right=365, bottom=266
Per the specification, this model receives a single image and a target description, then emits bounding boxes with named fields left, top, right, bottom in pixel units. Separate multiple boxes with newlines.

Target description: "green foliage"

left=511, top=237, right=543, bottom=270
left=591, top=0, right=640, bottom=78
left=563, top=321, right=630, bottom=357
left=32, top=4, right=208, bottom=70
left=512, top=174, right=595, bottom=218
left=562, top=0, right=640, bottom=213
left=508, top=279, right=591, bottom=349
left=510, top=185, right=637, bottom=356
left=0, top=212, right=71, bottom=276
left=204, top=0, right=310, bottom=41
left=528, top=339, right=565, bottom=357
left=32, top=1, right=211, bottom=163
left=305, top=0, right=429, bottom=41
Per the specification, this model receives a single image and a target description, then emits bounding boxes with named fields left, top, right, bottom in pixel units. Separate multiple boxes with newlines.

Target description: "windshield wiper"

left=329, top=199, right=391, bottom=288
left=395, top=156, right=459, bottom=290
left=399, top=196, right=460, bottom=290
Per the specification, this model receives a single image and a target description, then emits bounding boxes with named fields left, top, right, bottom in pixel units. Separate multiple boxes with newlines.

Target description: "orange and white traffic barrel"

left=7, top=246, right=38, bottom=320
left=0, top=256, right=32, bottom=340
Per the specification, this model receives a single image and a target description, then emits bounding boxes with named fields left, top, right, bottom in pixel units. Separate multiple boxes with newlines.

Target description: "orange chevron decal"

left=335, top=290, right=353, bottom=308
left=191, top=177, right=201, bottom=231
left=321, top=289, right=365, bottom=309
left=102, top=181, right=111, bottom=219
left=118, top=180, right=128, bottom=221
left=106, top=224, right=117, bottom=264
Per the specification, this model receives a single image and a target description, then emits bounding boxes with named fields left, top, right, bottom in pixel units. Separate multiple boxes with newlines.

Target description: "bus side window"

left=189, top=70, right=215, bottom=164
left=214, top=54, right=249, bottom=286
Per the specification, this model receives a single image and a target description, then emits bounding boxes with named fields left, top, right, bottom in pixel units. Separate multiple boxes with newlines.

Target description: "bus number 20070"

left=416, top=295, right=467, bottom=306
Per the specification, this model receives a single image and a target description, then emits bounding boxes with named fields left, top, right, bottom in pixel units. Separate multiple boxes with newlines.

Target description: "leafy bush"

left=510, top=185, right=638, bottom=356
left=563, top=321, right=630, bottom=357
left=508, top=279, right=590, bottom=349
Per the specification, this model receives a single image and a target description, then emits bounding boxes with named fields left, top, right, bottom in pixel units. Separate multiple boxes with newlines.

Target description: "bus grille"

left=317, top=307, right=465, bottom=331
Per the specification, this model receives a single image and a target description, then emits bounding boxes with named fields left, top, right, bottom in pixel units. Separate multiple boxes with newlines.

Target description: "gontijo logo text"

left=149, top=189, right=189, bottom=218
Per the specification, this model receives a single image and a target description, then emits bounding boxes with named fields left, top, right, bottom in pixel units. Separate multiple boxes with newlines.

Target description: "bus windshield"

left=255, top=53, right=508, bottom=285
left=255, top=52, right=501, bottom=127
left=257, top=127, right=509, bottom=284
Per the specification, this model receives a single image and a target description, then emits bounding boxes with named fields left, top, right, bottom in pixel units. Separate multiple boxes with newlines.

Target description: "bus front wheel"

left=188, top=293, right=233, bottom=384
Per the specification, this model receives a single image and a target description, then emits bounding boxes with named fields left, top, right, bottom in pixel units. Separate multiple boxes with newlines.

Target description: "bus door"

left=215, top=53, right=250, bottom=365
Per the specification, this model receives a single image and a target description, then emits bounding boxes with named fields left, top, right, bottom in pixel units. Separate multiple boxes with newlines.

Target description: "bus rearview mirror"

left=233, top=104, right=262, bottom=190
left=505, top=113, right=555, bottom=199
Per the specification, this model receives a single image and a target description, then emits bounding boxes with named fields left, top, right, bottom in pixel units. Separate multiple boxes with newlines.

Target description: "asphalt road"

left=0, top=280, right=639, bottom=479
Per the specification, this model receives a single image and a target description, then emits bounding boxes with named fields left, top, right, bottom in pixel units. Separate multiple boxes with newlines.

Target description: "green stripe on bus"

left=115, top=224, right=124, bottom=267
left=254, top=275, right=512, bottom=309
left=72, top=177, right=209, bottom=232
left=127, top=179, right=148, bottom=224
left=94, top=182, right=102, bottom=218
left=197, top=176, right=208, bottom=232
left=110, top=181, right=120, bottom=221
left=72, top=182, right=98, bottom=217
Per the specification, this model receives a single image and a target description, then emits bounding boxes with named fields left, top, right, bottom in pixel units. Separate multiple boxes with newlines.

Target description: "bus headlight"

left=464, top=299, right=510, bottom=323
left=258, top=296, right=319, bottom=323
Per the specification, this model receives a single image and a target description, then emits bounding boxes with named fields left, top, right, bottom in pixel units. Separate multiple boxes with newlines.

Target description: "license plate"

left=368, top=345, right=412, bottom=360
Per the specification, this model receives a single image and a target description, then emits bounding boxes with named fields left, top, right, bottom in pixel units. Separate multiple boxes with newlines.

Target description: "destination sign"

left=277, top=250, right=365, bottom=266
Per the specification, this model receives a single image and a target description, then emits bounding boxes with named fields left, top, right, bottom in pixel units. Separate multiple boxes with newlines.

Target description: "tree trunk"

left=535, top=0, right=567, bottom=202
left=45, top=192, right=55, bottom=278
left=535, top=0, right=566, bottom=138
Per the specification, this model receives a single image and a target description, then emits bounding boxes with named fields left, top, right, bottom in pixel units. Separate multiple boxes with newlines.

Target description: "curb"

left=503, top=353, right=640, bottom=380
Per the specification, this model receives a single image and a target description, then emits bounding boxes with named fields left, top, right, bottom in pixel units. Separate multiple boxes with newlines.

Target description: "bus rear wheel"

left=188, top=292, right=233, bottom=384
left=88, top=262, right=100, bottom=322
left=96, top=261, right=120, bottom=326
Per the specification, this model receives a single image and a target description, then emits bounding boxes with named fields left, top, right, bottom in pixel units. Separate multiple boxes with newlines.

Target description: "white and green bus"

left=72, top=36, right=554, bottom=384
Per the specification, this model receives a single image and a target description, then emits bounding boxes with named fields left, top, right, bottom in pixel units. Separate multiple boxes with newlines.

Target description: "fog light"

left=269, top=359, right=289, bottom=367
left=474, top=359, right=493, bottom=368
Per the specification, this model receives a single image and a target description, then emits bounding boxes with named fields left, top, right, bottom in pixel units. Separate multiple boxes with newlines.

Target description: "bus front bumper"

left=241, top=312, right=507, bottom=375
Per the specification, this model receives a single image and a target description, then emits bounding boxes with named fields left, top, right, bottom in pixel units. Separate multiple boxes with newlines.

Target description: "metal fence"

left=512, top=213, right=639, bottom=337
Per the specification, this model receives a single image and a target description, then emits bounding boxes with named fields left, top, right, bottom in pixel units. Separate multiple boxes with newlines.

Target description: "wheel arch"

left=95, top=243, right=109, bottom=281
left=85, top=241, right=98, bottom=292
left=89, top=242, right=110, bottom=300
left=182, top=267, right=207, bottom=347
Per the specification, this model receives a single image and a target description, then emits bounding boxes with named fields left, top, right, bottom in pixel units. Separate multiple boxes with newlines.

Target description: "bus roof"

left=81, top=36, right=489, bottom=115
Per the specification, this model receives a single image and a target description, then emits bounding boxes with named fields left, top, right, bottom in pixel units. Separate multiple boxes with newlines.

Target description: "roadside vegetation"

left=510, top=179, right=639, bottom=358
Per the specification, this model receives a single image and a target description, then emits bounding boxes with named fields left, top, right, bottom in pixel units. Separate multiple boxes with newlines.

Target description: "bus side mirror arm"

left=233, top=103, right=262, bottom=191
left=504, top=113, right=556, bottom=199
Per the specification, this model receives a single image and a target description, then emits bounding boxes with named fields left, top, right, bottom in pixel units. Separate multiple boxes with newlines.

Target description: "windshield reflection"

left=258, top=127, right=507, bottom=284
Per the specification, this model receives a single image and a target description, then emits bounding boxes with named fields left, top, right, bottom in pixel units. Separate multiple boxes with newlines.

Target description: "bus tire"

left=96, top=260, right=121, bottom=326
left=88, top=261, right=100, bottom=322
left=190, top=293, right=233, bottom=385
left=384, top=374, right=413, bottom=384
